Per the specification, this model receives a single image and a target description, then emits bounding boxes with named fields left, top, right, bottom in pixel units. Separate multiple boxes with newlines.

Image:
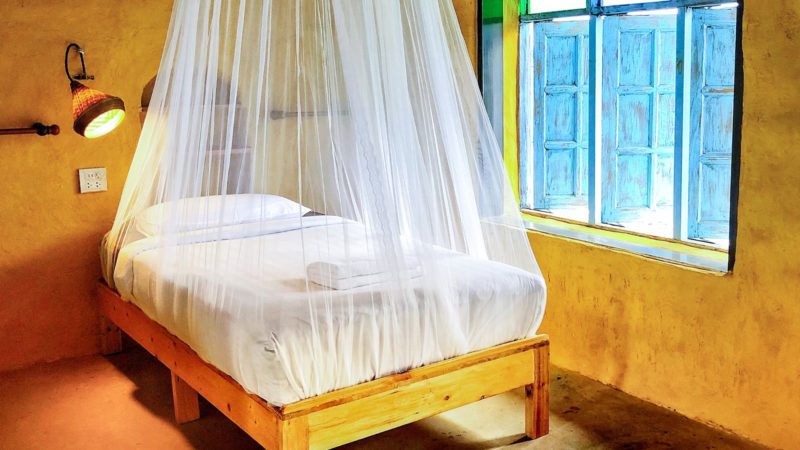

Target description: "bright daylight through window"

left=518, top=0, right=740, bottom=250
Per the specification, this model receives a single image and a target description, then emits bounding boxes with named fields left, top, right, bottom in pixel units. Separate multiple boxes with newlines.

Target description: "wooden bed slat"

left=279, top=335, right=548, bottom=419
left=278, top=416, right=310, bottom=450
left=171, top=371, right=201, bottom=424
left=97, top=281, right=549, bottom=449
left=308, top=350, right=535, bottom=449
left=98, top=283, right=282, bottom=449
left=526, top=343, right=550, bottom=439
left=99, top=316, right=123, bottom=355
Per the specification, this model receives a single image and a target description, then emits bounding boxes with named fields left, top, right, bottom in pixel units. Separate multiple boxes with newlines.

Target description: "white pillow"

left=136, top=194, right=311, bottom=236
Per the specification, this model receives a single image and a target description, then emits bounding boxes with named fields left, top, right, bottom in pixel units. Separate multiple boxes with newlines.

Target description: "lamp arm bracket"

left=65, top=43, right=95, bottom=82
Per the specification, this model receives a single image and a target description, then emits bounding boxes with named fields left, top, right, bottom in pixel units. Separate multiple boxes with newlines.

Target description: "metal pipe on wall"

left=0, top=123, right=60, bottom=137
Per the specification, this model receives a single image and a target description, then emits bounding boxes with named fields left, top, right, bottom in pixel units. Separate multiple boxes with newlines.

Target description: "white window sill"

left=522, top=213, right=729, bottom=273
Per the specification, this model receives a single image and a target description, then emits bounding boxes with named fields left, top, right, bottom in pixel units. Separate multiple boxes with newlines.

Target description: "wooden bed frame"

left=97, top=282, right=550, bottom=449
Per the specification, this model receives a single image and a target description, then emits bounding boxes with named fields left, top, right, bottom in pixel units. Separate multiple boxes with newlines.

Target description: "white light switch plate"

left=78, top=167, right=108, bottom=193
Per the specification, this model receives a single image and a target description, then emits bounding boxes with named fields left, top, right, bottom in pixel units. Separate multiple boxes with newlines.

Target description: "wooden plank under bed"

left=97, top=281, right=550, bottom=449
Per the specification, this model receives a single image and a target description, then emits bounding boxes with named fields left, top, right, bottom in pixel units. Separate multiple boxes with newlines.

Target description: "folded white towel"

left=307, top=257, right=421, bottom=290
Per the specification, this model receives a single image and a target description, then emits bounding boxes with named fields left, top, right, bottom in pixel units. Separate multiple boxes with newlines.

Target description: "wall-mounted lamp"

left=65, top=43, right=125, bottom=139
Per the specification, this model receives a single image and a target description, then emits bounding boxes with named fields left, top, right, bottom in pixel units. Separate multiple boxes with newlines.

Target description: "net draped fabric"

left=102, top=0, right=546, bottom=404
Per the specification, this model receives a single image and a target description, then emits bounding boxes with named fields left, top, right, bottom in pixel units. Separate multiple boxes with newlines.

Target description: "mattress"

left=110, top=215, right=546, bottom=405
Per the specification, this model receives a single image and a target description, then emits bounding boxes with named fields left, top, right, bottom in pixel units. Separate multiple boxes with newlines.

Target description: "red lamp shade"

left=70, top=80, right=126, bottom=139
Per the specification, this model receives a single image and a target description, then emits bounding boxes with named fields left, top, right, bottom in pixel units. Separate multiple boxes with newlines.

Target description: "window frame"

left=517, top=0, right=744, bottom=271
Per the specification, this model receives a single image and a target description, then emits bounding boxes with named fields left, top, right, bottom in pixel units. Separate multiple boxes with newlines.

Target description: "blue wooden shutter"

left=688, top=8, right=737, bottom=239
left=601, top=15, right=677, bottom=225
left=531, top=20, right=590, bottom=210
left=481, top=15, right=504, bottom=152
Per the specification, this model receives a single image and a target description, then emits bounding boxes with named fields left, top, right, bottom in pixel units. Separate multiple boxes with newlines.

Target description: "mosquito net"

left=102, top=0, right=546, bottom=405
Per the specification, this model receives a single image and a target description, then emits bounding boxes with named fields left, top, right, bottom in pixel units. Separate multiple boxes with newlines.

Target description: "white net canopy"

left=103, top=0, right=546, bottom=405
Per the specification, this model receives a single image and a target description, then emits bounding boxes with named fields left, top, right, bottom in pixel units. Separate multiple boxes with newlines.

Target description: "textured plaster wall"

left=0, top=0, right=477, bottom=372
left=518, top=3, right=799, bottom=449
left=455, top=0, right=800, bottom=448
left=1, top=1, right=797, bottom=449
left=0, top=0, right=172, bottom=370
left=453, top=0, right=478, bottom=72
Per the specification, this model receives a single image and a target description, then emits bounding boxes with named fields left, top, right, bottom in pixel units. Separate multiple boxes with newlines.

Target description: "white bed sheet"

left=110, top=216, right=546, bottom=405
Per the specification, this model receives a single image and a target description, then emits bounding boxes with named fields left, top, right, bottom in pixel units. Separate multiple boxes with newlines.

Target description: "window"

left=529, top=0, right=586, bottom=14
left=602, top=0, right=663, bottom=6
left=518, top=1, right=740, bottom=251
left=481, top=0, right=505, bottom=150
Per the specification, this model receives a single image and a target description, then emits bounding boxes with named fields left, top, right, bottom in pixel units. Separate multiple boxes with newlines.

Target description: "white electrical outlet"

left=78, top=167, right=108, bottom=193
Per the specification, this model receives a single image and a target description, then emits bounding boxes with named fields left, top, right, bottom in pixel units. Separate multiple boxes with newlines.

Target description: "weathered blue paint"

left=521, top=0, right=729, bottom=22
left=594, top=0, right=726, bottom=15
left=601, top=14, right=677, bottom=224
left=522, top=9, right=590, bottom=22
left=518, top=1, right=738, bottom=243
left=688, top=7, right=737, bottom=238
left=482, top=21, right=504, bottom=153
left=588, top=15, right=604, bottom=224
left=532, top=19, right=590, bottom=210
left=672, top=7, right=693, bottom=240
left=519, top=23, right=535, bottom=209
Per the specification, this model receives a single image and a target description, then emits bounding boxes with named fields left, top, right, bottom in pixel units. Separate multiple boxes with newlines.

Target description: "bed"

left=99, top=206, right=550, bottom=449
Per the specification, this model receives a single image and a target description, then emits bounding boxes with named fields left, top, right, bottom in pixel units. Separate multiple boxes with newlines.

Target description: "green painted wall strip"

left=519, top=0, right=529, bottom=16
left=483, top=0, right=503, bottom=22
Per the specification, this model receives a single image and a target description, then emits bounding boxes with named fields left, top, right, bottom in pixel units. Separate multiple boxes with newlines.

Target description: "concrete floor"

left=0, top=347, right=768, bottom=450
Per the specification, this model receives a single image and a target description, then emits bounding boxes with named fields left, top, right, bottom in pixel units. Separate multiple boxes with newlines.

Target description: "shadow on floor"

left=107, top=346, right=520, bottom=450
left=0, top=344, right=770, bottom=450
left=106, top=346, right=262, bottom=450
left=527, top=372, right=772, bottom=450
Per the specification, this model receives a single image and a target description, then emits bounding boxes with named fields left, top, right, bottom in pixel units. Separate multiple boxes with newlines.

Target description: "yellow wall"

left=453, top=0, right=478, bottom=72
left=0, top=0, right=172, bottom=370
left=0, top=0, right=479, bottom=371
left=1, top=1, right=797, bottom=449
left=502, top=0, right=520, bottom=202
left=487, top=1, right=800, bottom=449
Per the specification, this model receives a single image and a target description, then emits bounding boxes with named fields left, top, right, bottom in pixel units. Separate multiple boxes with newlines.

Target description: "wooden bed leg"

left=525, top=343, right=550, bottom=440
left=277, top=416, right=309, bottom=450
left=171, top=371, right=201, bottom=424
left=99, top=316, right=123, bottom=355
